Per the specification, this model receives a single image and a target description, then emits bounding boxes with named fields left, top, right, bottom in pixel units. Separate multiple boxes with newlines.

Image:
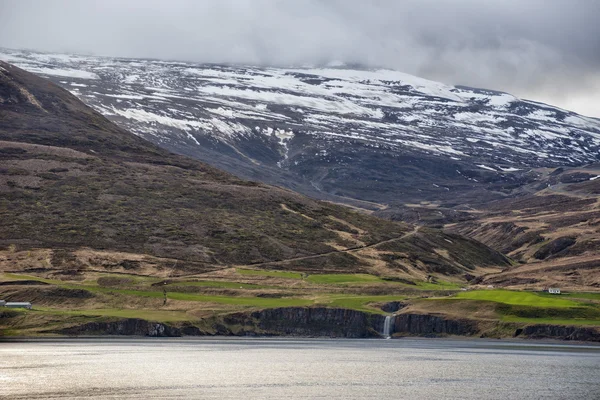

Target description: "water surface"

left=1, top=338, right=599, bottom=399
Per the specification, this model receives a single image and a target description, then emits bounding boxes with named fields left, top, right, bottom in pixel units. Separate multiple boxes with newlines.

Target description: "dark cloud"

left=1, top=0, right=599, bottom=116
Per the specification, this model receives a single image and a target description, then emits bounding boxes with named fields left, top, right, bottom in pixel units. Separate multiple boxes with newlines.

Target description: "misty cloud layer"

left=1, top=0, right=599, bottom=116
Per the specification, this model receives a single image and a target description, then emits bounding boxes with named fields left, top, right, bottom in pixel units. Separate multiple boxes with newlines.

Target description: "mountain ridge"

left=3, top=48, right=599, bottom=211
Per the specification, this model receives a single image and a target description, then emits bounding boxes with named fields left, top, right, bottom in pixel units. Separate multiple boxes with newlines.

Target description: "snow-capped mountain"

left=3, top=48, right=600, bottom=208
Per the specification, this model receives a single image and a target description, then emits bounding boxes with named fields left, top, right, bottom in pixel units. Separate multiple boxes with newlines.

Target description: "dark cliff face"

left=223, top=307, right=386, bottom=338
left=47, top=308, right=600, bottom=342
left=519, top=324, right=600, bottom=341
left=392, top=314, right=479, bottom=337
left=59, top=319, right=182, bottom=337
left=389, top=314, right=600, bottom=342
left=53, top=308, right=387, bottom=338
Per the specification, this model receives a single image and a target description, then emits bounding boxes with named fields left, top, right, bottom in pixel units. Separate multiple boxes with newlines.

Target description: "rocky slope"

left=2, top=48, right=600, bottom=210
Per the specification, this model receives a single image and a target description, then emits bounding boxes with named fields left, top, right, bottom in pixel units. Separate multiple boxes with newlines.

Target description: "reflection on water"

left=1, top=338, right=599, bottom=399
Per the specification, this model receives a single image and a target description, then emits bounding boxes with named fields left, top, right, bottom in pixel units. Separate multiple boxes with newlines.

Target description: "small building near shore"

left=548, top=288, right=561, bottom=294
left=0, top=300, right=5, bottom=307
left=4, top=302, right=32, bottom=309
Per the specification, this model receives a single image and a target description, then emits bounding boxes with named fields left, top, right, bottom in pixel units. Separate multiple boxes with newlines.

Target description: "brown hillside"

left=0, top=61, right=509, bottom=279
left=448, top=166, right=600, bottom=289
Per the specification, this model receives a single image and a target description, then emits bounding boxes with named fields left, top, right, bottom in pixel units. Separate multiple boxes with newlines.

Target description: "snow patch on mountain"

left=25, top=66, right=99, bottom=80
left=2, top=48, right=600, bottom=172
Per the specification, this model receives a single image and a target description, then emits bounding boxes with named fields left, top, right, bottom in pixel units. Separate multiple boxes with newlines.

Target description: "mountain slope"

left=448, top=165, right=600, bottom=289
left=2, top=49, right=600, bottom=210
left=0, top=61, right=509, bottom=281
left=2, top=61, right=598, bottom=339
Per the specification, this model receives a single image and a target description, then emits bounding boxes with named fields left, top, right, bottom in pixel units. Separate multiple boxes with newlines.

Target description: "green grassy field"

left=441, top=289, right=600, bottom=326
left=34, top=308, right=193, bottom=322
left=305, top=273, right=462, bottom=290
left=453, top=290, right=585, bottom=308
left=74, top=285, right=313, bottom=308
left=99, top=274, right=163, bottom=285
left=414, top=280, right=462, bottom=290
left=2, top=272, right=600, bottom=332
left=0, top=272, right=408, bottom=317
left=500, top=315, right=600, bottom=326
left=236, top=269, right=303, bottom=279
left=306, top=274, right=383, bottom=284
left=537, top=292, right=600, bottom=302
left=166, top=281, right=272, bottom=289
left=3, top=273, right=62, bottom=285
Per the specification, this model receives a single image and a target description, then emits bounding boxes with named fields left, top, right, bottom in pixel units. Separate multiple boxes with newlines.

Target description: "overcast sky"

left=1, top=0, right=599, bottom=117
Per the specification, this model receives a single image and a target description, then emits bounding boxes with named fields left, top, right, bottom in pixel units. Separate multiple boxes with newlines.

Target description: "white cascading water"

left=383, top=315, right=393, bottom=339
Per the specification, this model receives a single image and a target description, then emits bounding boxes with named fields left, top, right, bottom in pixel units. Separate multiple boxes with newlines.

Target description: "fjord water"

left=1, top=339, right=599, bottom=399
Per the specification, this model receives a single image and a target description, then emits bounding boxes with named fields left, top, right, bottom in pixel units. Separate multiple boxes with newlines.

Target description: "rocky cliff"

left=518, top=324, right=600, bottom=341
left=392, top=313, right=479, bottom=336
left=48, top=307, right=600, bottom=342
left=54, top=308, right=386, bottom=338
left=59, top=318, right=183, bottom=337
left=221, top=307, right=385, bottom=338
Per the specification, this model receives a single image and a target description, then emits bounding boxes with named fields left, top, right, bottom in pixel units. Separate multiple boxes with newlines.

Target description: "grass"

left=236, top=269, right=302, bottom=279
left=305, top=274, right=462, bottom=289
left=453, top=290, right=586, bottom=308
left=439, top=290, right=600, bottom=327
left=66, top=285, right=313, bottom=308
left=166, top=281, right=271, bottom=289
left=305, top=273, right=463, bottom=290
left=166, top=292, right=312, bottom=308
left=2, top=273, right=61, bottom=285
left=414, top=280, right=462, bottom=290
left=4, top=271, right=600, bottom=330
left=1, top=271, right=406, bottom=314
left=537, top=292, right=600, bottom=301
left=1, top=272, right=311, bottom=308
left=306, top=273, right=383, bottom=284
left=501, top=315, right=600, bottom=326
left=98, top=274, right=163, bottom=285
left=34, top=308, right=192, bottom=322
left=322, top=295, right=407, bottom=314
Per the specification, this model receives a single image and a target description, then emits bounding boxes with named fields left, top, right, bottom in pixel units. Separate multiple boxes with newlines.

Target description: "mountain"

left=0, top=60, right=509, bottom=281
left=2, top=48, right=600, bottom=212
left=1, top=61, right=599, bottom=340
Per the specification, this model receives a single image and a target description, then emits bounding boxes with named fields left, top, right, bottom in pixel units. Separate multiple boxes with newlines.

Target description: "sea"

left=1, top=338, right=599, bottom=399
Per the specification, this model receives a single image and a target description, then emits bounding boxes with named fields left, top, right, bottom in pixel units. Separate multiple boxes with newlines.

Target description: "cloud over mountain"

left=1, top=0, right=599, bottom=116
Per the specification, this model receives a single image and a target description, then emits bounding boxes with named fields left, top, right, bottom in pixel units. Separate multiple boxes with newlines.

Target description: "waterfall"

left=383, top=315, right=393, bottom=339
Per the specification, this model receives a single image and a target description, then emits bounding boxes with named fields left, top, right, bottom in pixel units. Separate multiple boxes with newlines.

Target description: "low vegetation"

left=2, top=270, right=599, bottom=335
left=453, top=290, right=585, bottom=308
left=416, top=289, right=600, bottom=327
left=236, top=269, right=303, bottom=279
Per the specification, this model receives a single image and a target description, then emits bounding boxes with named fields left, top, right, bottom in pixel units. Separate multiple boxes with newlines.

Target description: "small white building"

left=4, top=302, right=32, bottom=309
left=0, top=300, right=5, bottom=307
left=548, top=288, right=561, bottom=294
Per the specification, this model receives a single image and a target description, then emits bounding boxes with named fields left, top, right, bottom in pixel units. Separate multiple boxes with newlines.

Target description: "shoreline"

left=3, top=334, right=600, bottom=348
